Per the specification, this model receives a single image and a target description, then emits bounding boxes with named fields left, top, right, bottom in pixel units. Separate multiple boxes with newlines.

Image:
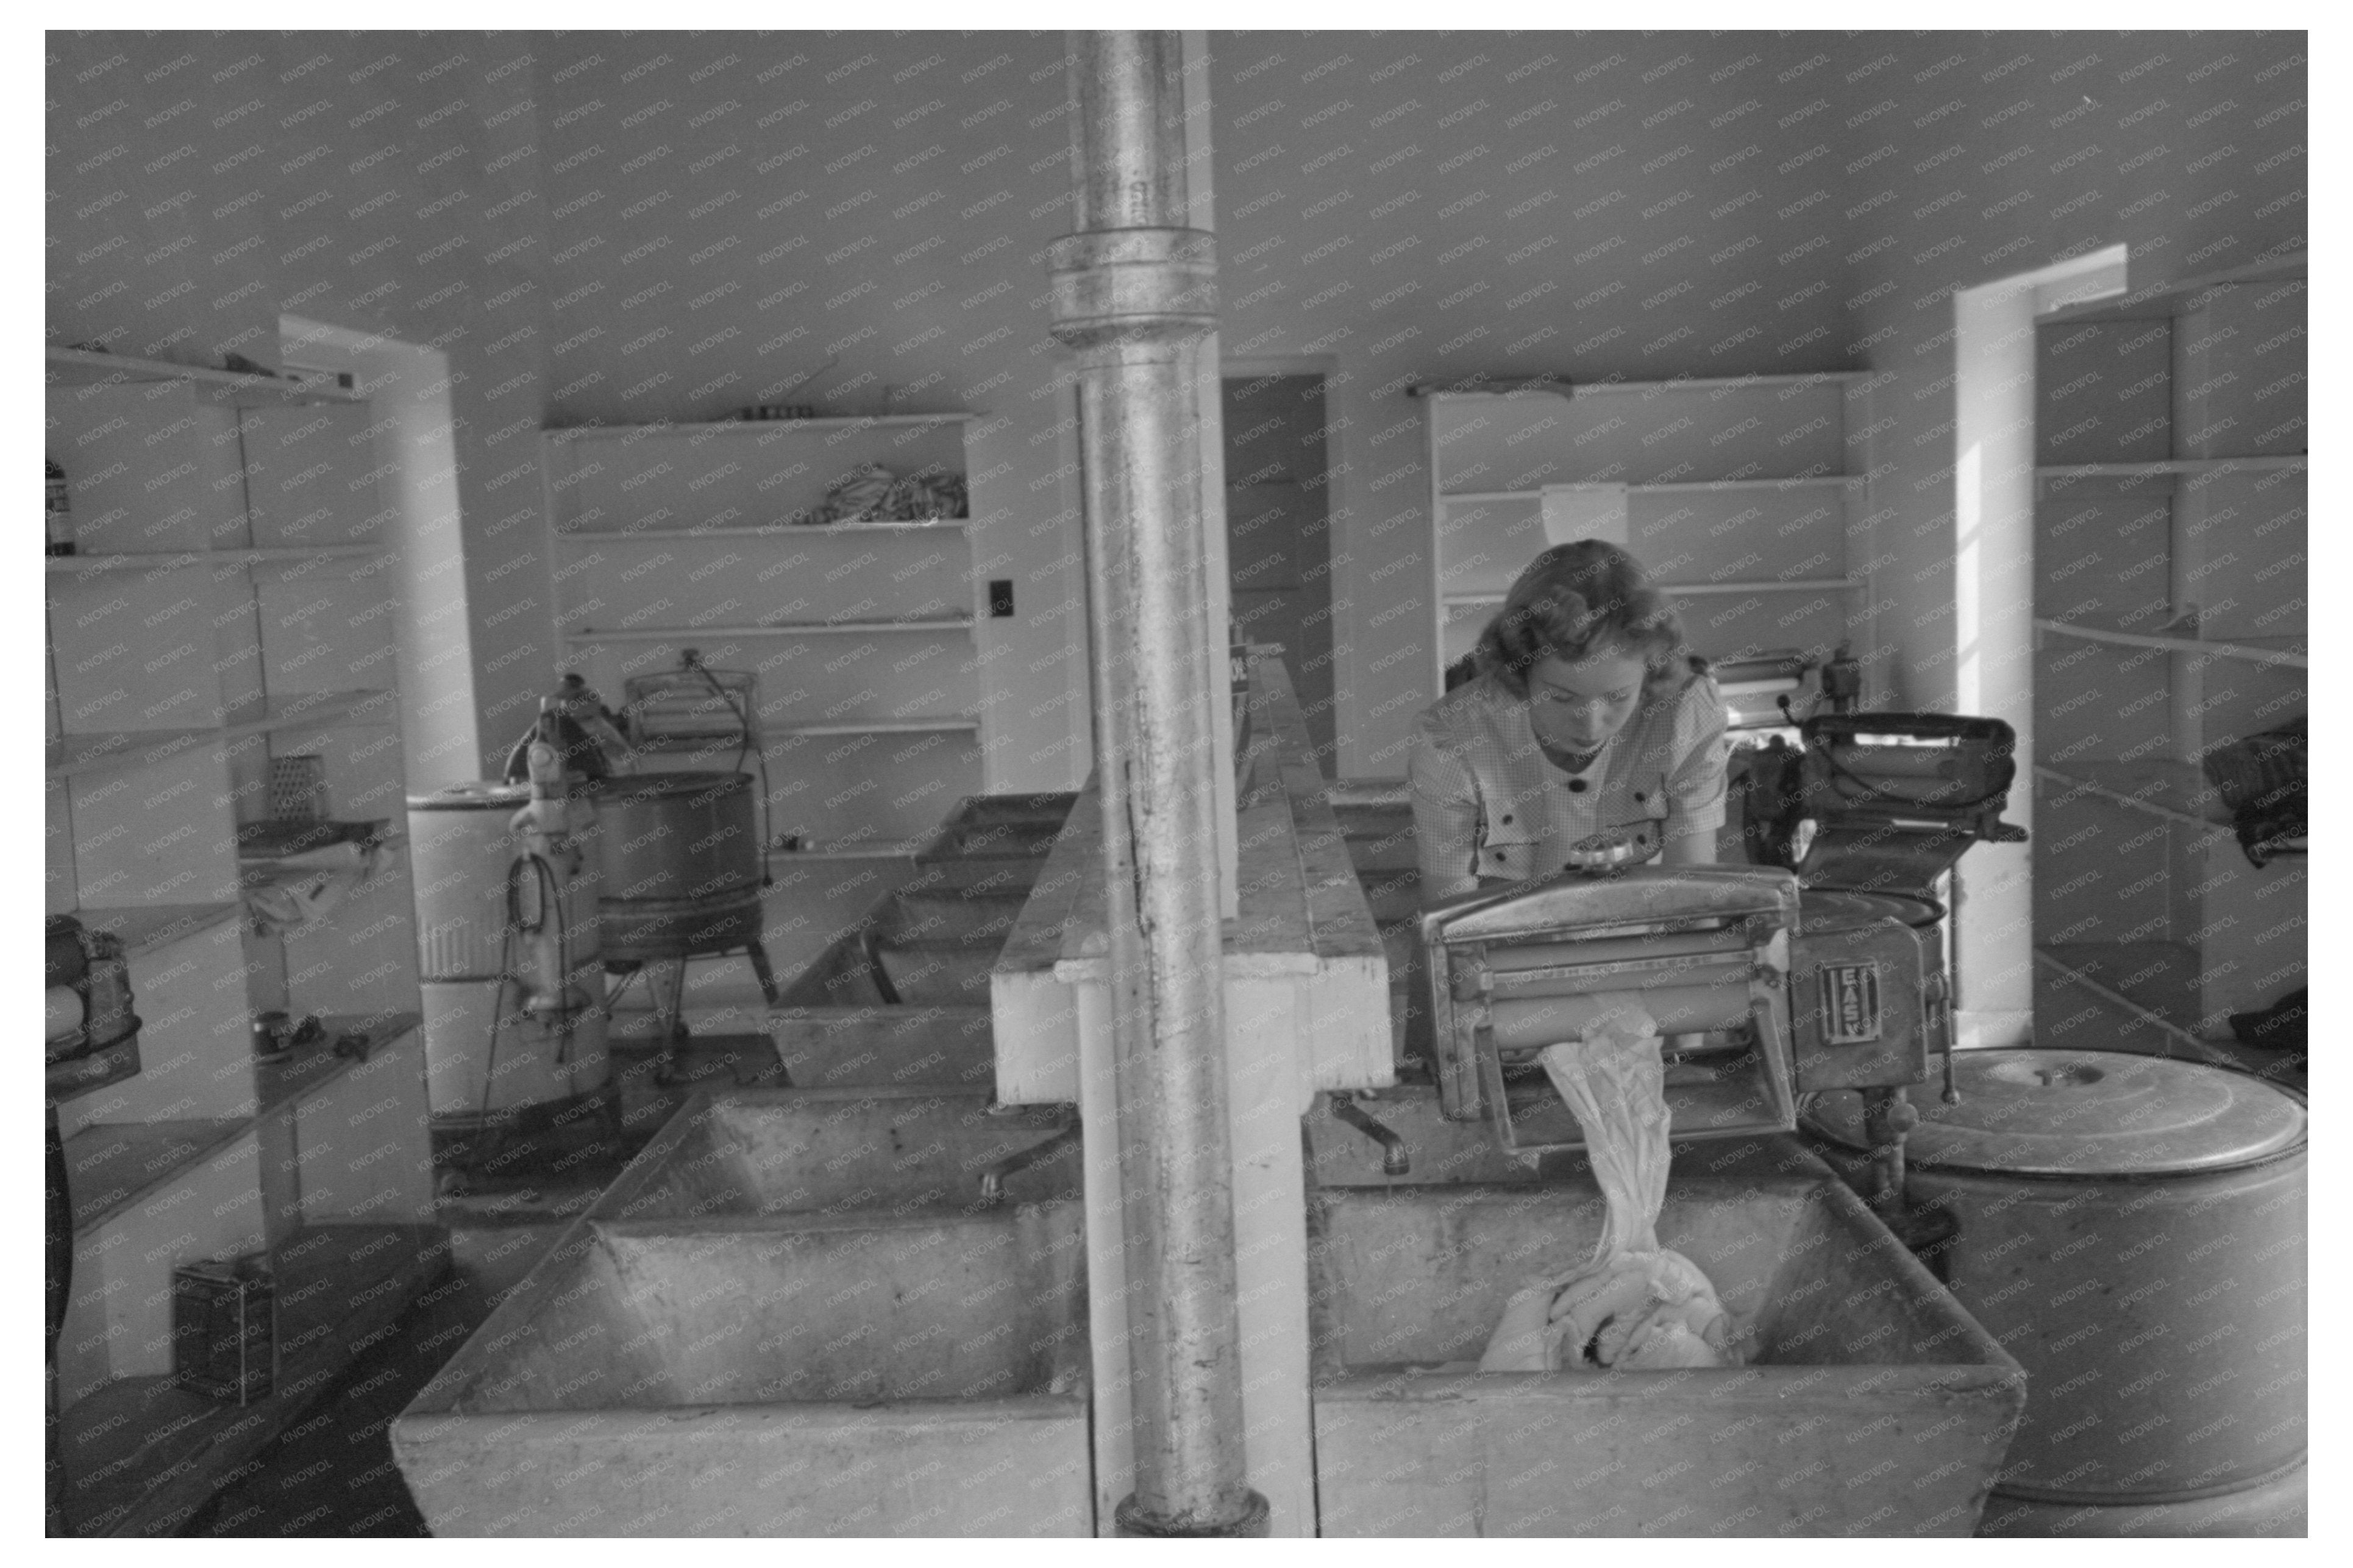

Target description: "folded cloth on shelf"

left=1478, top=993, right=1741, bottom=1373
left=240, top=839, right=392, bottom=935
left=803, top=463, right=968, bottom=525
left=2203, top=717, right=2305, bottom=868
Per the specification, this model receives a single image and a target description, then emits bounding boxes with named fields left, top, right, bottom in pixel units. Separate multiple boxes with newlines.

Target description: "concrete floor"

left=174, top=1034, right=784, bottom=1534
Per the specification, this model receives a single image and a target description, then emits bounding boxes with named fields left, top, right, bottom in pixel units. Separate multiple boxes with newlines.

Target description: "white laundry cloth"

left=1478, top=993, right=1740, bottom=1373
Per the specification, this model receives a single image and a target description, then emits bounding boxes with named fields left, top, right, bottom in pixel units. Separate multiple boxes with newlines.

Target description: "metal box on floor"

left=1308, top=1176, right=2024, bottom=1536
left=393, top=1201, right=1092, bottom=1536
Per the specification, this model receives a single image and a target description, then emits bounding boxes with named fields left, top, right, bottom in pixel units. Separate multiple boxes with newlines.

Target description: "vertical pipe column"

left=1047, top=30, right=1265, bottom=1538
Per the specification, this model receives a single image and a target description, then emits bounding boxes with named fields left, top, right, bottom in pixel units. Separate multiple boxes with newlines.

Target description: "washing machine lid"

left=1809, top=1048, right=2305, bottom=1174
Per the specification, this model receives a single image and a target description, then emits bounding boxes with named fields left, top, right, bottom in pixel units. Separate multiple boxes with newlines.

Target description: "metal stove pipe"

left=1047, top=30, right=1265, bottom=1539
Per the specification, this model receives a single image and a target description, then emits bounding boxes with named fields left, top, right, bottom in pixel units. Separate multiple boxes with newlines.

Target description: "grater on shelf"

left=268, top=755, right=327, bottom=825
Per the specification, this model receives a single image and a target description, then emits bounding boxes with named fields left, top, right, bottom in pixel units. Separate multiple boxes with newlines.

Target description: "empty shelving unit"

left=1417, top=372, right=1881, bottom=685
left=2027, top=253, right=2306, bottom=1067
left=44, top=345, right=441, bottom=1536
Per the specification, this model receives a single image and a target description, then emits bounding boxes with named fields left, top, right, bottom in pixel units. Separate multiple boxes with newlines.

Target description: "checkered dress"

left=1408, top=664, right=1731, bottom=901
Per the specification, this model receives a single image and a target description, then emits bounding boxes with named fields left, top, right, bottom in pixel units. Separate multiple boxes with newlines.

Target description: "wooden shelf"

left=47, top=725, right=216, bottom=781
left=230, top=688, right=399, bottom=734
left=64, top=1118, right=251, bottom=1236
left=47, top=545, right=388, bottom=576
left=2036, top=760, right=2230, bottom=832
left=2037, top=250, right=2307, bottom=326
left=46, top=690, right=399, bottom=781
left=555, top=520, right=966, bottom=541
left=66, top=1014, right=421, bottom=1237
left=1640, top=476, right=1858, bottom=494
left=58, top=1222, right=447, bottom=1538
left=771, top=840, right=923, bottom=862
left=2036, top=456, right=2305, bottom=481
left=1442, top=475, right=1856, bottom=503
left=772, top=717, right=981, bottom=737
left=69, top=903, right=241, bottom=959
left=237, top=831, right=407, bottom=887
left=567, top=618, right=972, bottom=642
left=1573, top=370, right=1873, bottom=396
left=544, top=411, right=976, bottom=441
left=1418, top=371, right=1870, bottom=401
left=2033, top=620, right=2307, bottom=668
left=2035, top=942, right=2233, bottom=1063
left=1442, top=577, right=1857, bottom=608
left=46, top=346, right=367, bottom=408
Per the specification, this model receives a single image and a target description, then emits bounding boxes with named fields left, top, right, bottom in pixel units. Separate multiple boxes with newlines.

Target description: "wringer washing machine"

left=1411, top=714, right=2024, bottom=1248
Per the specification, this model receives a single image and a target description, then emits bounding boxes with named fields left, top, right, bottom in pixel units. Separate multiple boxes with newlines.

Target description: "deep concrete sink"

left=591, top=1087, right=1080, bottom=1223
left=910, top=792, right=1078, bottom=891
left=1308, top=1176, right=2025, bottom=1536
left=394, top=1202, right=1092, bottom=1535
left=770, top=893, right=1000, bottom=1089
left=769, top=863, right=1050, bottom=1088
left=884, top=885, right=1030, bottom=946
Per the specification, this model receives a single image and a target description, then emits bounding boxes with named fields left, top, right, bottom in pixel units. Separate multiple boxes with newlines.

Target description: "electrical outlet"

left=988, top=579, right=1014, bottom=617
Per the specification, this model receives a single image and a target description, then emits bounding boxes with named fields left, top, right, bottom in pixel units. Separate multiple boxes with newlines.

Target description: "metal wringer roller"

left=1422, top=869, right=1799, bottom=1154
left=1422, top=865, right=1937, bottom=1160
left=1419, top=712, right=2028, bottom=1269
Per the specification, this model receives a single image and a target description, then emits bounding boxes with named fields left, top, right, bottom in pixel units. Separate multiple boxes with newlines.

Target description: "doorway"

left=1220, top=370, right=1336, bottom=770
left=278, top=314, right=474, bottom=790
left=1945, top=246, right=2129, bottom=1051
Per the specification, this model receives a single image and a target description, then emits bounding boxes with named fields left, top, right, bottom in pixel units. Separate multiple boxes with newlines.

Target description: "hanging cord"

left=682, top=650, right=773, bottom=885
left=466, top=946, right=516, bottom=1183
left=463, top=849, right=585, bottom=1184
left=504, top=850, right=578, bottom=1063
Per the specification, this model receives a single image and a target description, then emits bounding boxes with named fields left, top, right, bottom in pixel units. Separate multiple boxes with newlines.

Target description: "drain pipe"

left=1047, top=30, right=1267, bottom=1539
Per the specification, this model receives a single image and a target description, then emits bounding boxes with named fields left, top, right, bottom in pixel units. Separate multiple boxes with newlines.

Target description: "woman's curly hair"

left=1472, top=540, right=1701, bottom=698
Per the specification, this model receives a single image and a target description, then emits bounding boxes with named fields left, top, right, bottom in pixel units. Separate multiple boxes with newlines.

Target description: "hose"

left=466, top=848, right=586, bottom=1180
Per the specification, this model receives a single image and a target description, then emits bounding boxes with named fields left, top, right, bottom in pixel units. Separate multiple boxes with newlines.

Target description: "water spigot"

left=978, top=1120, right=1081, bottom=1206
left=1331, top=1094, right=1411, bottom=1177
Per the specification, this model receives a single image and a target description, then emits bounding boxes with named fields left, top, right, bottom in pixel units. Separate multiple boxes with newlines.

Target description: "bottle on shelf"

left=46, top=458, right=74, bottom=556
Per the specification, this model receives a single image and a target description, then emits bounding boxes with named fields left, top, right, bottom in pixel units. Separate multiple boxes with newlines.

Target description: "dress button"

left=1568, top=778, right=1587, bottom=793
left=1634, top=792, right=1646, bottom=803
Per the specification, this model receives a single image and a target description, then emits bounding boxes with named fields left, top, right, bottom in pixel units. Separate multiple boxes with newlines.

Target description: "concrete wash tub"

left=1308, top=1176, right=2026, bottom=1536
left=393, top=1201, right=1092, bottom=1535
left=589, top=1087, right=1079, bottom=1224
left=908, top=792, right=1079, bottom=894
left=769, top=887, right=1013, bottom=1091
left=769, top=863, right=1051, bottom=1091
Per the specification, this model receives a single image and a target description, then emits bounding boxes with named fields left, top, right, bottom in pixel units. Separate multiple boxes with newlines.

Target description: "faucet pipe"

left=1330, top=1096, right=1411, bottom=1177
left=977, top=1119, right=1083, bottom=1207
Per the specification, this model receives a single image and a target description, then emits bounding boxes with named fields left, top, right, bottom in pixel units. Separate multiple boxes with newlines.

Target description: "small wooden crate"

left=171, top=1254, right=276, bottom=1405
